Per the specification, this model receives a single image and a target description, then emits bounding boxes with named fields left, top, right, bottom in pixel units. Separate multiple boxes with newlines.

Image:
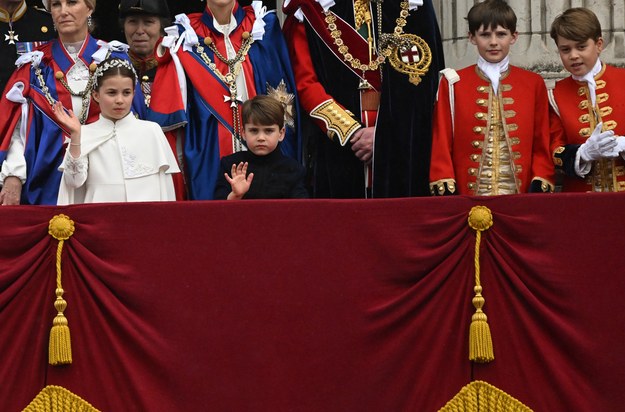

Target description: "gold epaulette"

left=310, top=100, right=361, bottom=146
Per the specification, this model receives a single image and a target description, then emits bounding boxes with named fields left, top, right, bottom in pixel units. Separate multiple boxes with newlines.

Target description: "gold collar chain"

left=195, top=32, right=255, bottom=150
left=35, top=67, right=95, bottom=125
left=324, top=0, right=410, bottom=73
left=195, top=33, right=254, bottom=87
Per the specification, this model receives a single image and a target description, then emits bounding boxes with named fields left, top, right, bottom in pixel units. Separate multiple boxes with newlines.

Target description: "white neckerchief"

left=477, top=55, right=509, bottom=92
left=572, top=58, right=602, bottom=106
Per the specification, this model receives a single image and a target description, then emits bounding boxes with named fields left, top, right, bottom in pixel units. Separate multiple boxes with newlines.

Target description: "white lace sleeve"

left=0, top=118, right=27, bottom=185
left=61, top=150, right=89, bottom=189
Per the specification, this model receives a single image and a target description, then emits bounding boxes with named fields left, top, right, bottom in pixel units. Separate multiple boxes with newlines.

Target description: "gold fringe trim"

left=48, top=215, right=75, bottom=366
left=438, top=380, right=533, bottom=412
left=467, top=206, right=494, bottom=363
left=22, top=385, right=100, bottom=412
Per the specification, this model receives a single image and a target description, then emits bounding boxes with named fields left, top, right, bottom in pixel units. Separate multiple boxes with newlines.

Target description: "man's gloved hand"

left=579, top=122, right=617, bottom=162
left=609, top=136, right=625, bottom=158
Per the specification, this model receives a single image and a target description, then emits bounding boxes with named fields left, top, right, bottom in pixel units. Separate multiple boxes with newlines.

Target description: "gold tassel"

left=467, top=206, right=494, bottom=363
left=48, top=215, right=76, bottom=366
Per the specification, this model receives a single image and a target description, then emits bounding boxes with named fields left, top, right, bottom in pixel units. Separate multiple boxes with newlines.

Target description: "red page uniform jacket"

left=550, top=63, right=625, bottom=192
left=430, top=65, right=554, bottom=195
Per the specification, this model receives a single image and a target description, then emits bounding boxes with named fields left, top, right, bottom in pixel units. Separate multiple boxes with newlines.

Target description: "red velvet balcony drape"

left=0, top=194, right=624, bottom=411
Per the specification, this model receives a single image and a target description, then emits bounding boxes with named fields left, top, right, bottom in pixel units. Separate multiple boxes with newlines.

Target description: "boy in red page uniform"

left=549, top=7, right=625, bottom=192
left=430, top=0, right=554, bottom=196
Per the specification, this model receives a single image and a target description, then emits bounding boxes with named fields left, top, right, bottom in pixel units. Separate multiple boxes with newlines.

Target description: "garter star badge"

left=266, top=79, right=295, bottom=129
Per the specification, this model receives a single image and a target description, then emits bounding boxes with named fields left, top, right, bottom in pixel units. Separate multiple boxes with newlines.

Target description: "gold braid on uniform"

left=353, top=0, right=372, bottom=30
left=310, top=100, right=361, bottom=146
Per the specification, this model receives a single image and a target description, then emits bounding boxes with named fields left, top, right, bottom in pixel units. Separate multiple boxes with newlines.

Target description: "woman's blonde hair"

left=46, top=0, right=97, bottom=33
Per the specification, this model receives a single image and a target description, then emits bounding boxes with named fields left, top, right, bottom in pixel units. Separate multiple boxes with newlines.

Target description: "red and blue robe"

left=148, top=2, right=301, bottom=200
left=0, top=35, right=146, bottom=205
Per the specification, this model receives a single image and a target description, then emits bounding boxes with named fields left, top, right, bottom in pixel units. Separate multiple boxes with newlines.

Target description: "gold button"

left=488, top=161, right=493, bottom=166
left=472, top=141, right=480, bottom=148
left=41, top=26, right=49, bottom=33
left=203, top=37, right=213, bottom=46
left=142, top=75, right=149, bottom=81
left=487, top=148, right=493, bottom=154
left=89, top=62, right=97, bottom=72
left=487, top=185, right=492, bottom=190
left=55, top=71, right=64, bottom=80
left=242, top=31, right=251, bottom=40
left=487, top=172, right=492, bottom=177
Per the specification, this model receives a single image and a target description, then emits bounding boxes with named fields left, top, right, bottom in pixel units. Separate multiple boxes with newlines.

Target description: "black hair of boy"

left=467, top=0, right=517, bottom=35
left=241, top=95, right=285, bottom=129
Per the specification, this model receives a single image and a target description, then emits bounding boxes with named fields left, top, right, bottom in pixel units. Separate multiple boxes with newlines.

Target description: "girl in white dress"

left=52, top=57, right=180, bottom=204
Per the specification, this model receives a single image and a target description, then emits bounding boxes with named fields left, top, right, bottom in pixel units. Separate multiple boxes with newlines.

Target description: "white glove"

left=579, top=123, right=617, bottom=162
left=609, top=136, right=625, bottom=158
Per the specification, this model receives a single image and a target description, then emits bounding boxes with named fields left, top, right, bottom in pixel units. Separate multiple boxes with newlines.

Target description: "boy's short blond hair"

left=550, top=8, right=602, bottom=45
left=467, top=0, right=517, bottom=35
left=241, top=95, right=285, bottom=129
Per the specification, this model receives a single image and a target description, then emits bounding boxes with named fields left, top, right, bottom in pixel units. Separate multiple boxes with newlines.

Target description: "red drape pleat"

left=0, top=194, right=624, bottom=411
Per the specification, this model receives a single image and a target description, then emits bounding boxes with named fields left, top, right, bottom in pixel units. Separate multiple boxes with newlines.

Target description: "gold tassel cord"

left=467, top=206, right=494, bottom=363
left=438, top=380, right=533, bottom=411
left=47, top=215, right=75, bottom=366
left=23, top=385, right=101, bottom=411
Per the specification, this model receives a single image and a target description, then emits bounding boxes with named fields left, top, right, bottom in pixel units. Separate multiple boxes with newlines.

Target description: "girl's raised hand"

left=51, top=101, right=81, bottom=136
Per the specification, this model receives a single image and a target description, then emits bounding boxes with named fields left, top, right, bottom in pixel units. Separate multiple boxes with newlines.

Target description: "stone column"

left=432, top=0, right=625, bottom=87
